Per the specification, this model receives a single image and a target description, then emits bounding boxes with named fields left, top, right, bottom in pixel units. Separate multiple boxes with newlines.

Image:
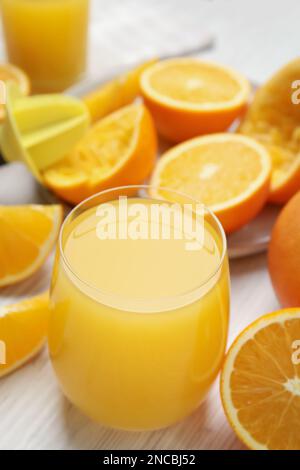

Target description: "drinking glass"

left=0, top=0, right=90, bottom=92
left=48, top=185, right=230, bottom=430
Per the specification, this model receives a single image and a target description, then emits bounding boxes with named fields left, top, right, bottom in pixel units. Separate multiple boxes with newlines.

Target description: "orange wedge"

left=141, top=58, right=250, bottom=142
left=240, top=59, right=300, bottom=203
left=0, top=205, right=62, bottom=287
left=0, top=63, right=30, bottom=120
left=83, top=59, right=157, bottom=123
left=0, top=293, right=49, bottom=377
left=150, top=133, right=271, bottom=233
left=43, top=103, right=157, bottom=205
left=221, top=309, right=300, bottom=450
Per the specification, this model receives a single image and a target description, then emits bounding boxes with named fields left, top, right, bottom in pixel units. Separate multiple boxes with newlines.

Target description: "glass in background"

left=0, top=0, right=90, bottom=93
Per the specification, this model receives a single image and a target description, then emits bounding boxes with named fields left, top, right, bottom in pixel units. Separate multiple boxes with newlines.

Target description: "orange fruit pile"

left=221, top=309, right=300, bottom=450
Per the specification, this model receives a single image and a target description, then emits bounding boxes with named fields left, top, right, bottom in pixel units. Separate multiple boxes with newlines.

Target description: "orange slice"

left=0, top=205, right=62, bottom=287
left=0, top=293, right=49, bottom=377
left=221, top=309, right=300, bottom=450
left=150, top=133, right=271, bottom=233
left=0, top=63, right=30, bottom=120
left=240, top=58, right=300, bottom=203
left=43, top=103, right=157, bottom=205
left=141, top=58, right=250, bottom=142
left=83, top=59, right=157, bottom=123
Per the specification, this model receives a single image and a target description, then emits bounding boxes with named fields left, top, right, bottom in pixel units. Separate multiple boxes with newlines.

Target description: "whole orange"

left=268, top=191, right=300, bottom=306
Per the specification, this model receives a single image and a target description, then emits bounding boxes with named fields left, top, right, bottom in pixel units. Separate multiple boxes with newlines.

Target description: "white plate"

left=227, top=204, right=279, bottom=258
left=0, top=72, right=279, bottom=259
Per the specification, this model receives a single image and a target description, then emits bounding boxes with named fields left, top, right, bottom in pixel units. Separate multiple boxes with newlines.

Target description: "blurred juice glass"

left=0, top=0, right=89, bottom=92
left=48, top=187, right=230, bottom=431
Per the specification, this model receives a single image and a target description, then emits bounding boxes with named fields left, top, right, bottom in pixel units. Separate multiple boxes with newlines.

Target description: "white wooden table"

left=0, top=0, right=298, bottom=450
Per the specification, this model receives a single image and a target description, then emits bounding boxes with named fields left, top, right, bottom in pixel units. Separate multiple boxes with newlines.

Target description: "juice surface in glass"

left=0, top=0, right=89, bottom=92
left=49, top=187, right=230, bottom=431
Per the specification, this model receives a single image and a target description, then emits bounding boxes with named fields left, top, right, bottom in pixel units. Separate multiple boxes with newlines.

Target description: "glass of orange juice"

left=0, top=0, right=89, bottom=92
left=48, top=186, right=230, bottom=431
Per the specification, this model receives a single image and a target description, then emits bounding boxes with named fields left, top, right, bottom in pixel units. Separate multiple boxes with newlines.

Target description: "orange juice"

left=48, top=188, right=230, bottom=430
left=0, top=0, right=89, bottom=92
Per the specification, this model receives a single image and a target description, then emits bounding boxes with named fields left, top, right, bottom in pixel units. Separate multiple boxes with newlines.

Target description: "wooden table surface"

left=0, top=0, right=299, bottom=450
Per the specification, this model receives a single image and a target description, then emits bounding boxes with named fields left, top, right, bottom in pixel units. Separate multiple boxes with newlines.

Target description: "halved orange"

left=141, top=58, right=250, bottom=142
left=0, top=63, right=30, bottom=120
left=0, top=205, right=62, bottom=287
left=43, top=103, right=157, bottom=205
left=240, top=58, right=300, bottom=203
left=221, top=309, right=300, bottom=450
left=0, top=293, right=49, bottom=377
left=150, top=133, right=271, bottom=233
left=83, top=59, right=157, bottom=123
